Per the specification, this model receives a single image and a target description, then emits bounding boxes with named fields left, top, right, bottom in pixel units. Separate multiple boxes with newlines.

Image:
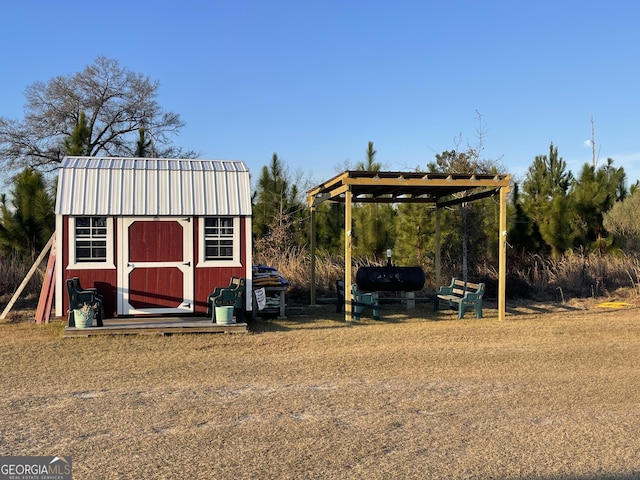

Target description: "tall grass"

left=490, top=251, right=640, bottom=300
left=4, top=246, right=640, bottom=308
left=258, top=246, right=640, bottom=302
left=0, top=253, right=46, bottom=301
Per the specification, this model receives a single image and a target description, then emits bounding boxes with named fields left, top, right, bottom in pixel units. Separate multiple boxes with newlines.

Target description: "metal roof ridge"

left=61, top=156, right=249, bottom=171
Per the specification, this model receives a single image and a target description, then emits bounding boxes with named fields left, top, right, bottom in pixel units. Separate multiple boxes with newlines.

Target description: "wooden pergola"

left=307, top=170, right=511, bottom=321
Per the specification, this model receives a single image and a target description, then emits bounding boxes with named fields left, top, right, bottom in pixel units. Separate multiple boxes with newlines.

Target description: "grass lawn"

left=1, top=298, right=639, bottom=479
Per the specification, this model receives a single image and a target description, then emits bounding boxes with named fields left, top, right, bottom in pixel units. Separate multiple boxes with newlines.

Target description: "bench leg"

left=352, top=303, right=379, bottom=320
left=457, top=302, right=482, bottom=319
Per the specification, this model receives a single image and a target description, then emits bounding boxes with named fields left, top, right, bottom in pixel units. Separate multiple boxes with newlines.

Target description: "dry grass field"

left=1, top=296, right=639, bottom=479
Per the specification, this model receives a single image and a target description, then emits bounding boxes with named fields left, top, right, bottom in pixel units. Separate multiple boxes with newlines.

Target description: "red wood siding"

left=62, top=217, right=118, bottom=318
left=128, top=220, right=183, bottom=262
left=62, top=216, right=248, bottom=317
left=129, top=266, right=184, bottom=308
left=193, top=218, right=248, bottom=313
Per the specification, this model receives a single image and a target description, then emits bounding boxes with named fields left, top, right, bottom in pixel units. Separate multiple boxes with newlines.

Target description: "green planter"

left=74, top=308, right=94, bottom=328
left=215, top=306, right=234, bottom=324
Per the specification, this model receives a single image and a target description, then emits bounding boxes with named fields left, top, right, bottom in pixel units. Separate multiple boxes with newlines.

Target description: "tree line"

left=252, top=141, right=640, bottom=275
left=2, top=57, right=640, bottom=292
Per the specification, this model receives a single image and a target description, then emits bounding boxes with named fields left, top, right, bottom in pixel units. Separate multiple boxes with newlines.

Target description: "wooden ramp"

left=64, top=316, right=248, bottom=337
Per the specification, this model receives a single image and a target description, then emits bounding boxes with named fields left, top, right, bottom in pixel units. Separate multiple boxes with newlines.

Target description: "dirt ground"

left=1, top=295, right=639, bottom=479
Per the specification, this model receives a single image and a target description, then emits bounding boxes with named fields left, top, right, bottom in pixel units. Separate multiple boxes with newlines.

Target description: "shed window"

left=75, top=217, right=107, bottom=262
left=68, top=217, right=114, bottom=269
left=204, top=217, right=234, bottom=260
left=197, top=216, right=241, bottom=267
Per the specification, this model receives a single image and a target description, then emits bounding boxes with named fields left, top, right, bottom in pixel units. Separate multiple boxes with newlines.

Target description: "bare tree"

left=0, top=56, right=195, bottom=172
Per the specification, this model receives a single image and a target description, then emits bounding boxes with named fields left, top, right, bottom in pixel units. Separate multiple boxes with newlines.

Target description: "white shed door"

left=117, top=218, right=193, bottom=315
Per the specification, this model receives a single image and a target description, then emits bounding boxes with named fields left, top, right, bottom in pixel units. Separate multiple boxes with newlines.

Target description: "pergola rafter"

left=307, top=170, right=511, bottom=321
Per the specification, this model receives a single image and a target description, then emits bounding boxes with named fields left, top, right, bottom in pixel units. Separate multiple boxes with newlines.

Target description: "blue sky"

left=2, top=0, right=640, bottom=192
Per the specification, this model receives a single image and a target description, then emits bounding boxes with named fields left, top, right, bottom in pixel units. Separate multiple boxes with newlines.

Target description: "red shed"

left=54, top=157, right=253, bottom=319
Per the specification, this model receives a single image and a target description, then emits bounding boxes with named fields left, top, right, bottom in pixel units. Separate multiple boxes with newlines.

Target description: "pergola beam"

left=351, top=197, right=437, bottom=204
left=436, top=188, right=501, bottom=208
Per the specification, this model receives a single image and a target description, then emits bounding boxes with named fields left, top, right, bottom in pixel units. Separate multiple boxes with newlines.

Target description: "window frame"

left=197, top=216, right=241, bottom=267
left=67, top=216, right=115, bottom=270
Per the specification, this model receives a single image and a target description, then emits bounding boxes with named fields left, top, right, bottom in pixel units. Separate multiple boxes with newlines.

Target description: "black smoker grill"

left=356, top=266, right=425, bottom=292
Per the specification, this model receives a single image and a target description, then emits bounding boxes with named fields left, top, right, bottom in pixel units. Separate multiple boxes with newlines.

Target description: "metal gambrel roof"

left=307, top=170, right=511, bottom=207
left=55, top=157, right=252, bottom=216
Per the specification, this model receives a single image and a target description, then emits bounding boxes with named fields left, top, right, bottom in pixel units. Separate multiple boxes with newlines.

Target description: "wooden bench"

left=434, top=278, right=485, bottom=319
left=336, top=279, right=345, bottom=313
left=351, top=284, right=380, bottom=321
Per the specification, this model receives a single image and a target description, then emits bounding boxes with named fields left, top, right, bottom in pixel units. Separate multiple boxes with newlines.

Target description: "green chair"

left=207, top=277, right=246, bottom=323
left=351, top=284, right=380, bottom=321
left=206, top=277, right=238, bottom=315
left=66, top=277, right=105, bottom=327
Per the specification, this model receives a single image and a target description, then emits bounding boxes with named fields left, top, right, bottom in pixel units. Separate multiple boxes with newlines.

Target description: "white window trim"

left=67, top=216, right=115, bottom=270
left=197, top=216, right=241, bottom=267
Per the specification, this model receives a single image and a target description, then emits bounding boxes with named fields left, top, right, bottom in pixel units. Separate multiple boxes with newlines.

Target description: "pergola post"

left=344, top=189, right=353, bottom=321
left=435, top=205, right=441, bottom=289
left=498, top=185, right=509, bottom=321
left=309, top=205, right=317, bottom=305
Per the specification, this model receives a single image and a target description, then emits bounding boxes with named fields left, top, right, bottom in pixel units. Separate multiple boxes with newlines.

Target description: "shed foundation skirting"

left=63, top=316, right=248, bottom=337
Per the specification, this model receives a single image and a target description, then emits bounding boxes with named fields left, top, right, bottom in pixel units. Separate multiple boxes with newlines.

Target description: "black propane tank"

left=356, top=266, right=425, bottom=292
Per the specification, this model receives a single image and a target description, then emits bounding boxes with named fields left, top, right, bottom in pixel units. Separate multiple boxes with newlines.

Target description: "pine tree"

left=64, top=111, right=90, bottom=155
left=351, top=142, right=396, bottom=259
left=252, top=153, right=307, bottom=258
left=314, top=202, right=344, bottom=253
left=394, top=202, right=436, bottom=273
left=507, top=183, right=540, bottom=252
left=569, top=158, right=626, bottom=252
left=0, top=169, right=55, bottom=260
left=521, top=143, right=574, bottom=257
left=253, top=153, right=289, bottom=240
left=135, top=127, right=152, bottom=157
left=425, top=149, right=499, bottom=279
